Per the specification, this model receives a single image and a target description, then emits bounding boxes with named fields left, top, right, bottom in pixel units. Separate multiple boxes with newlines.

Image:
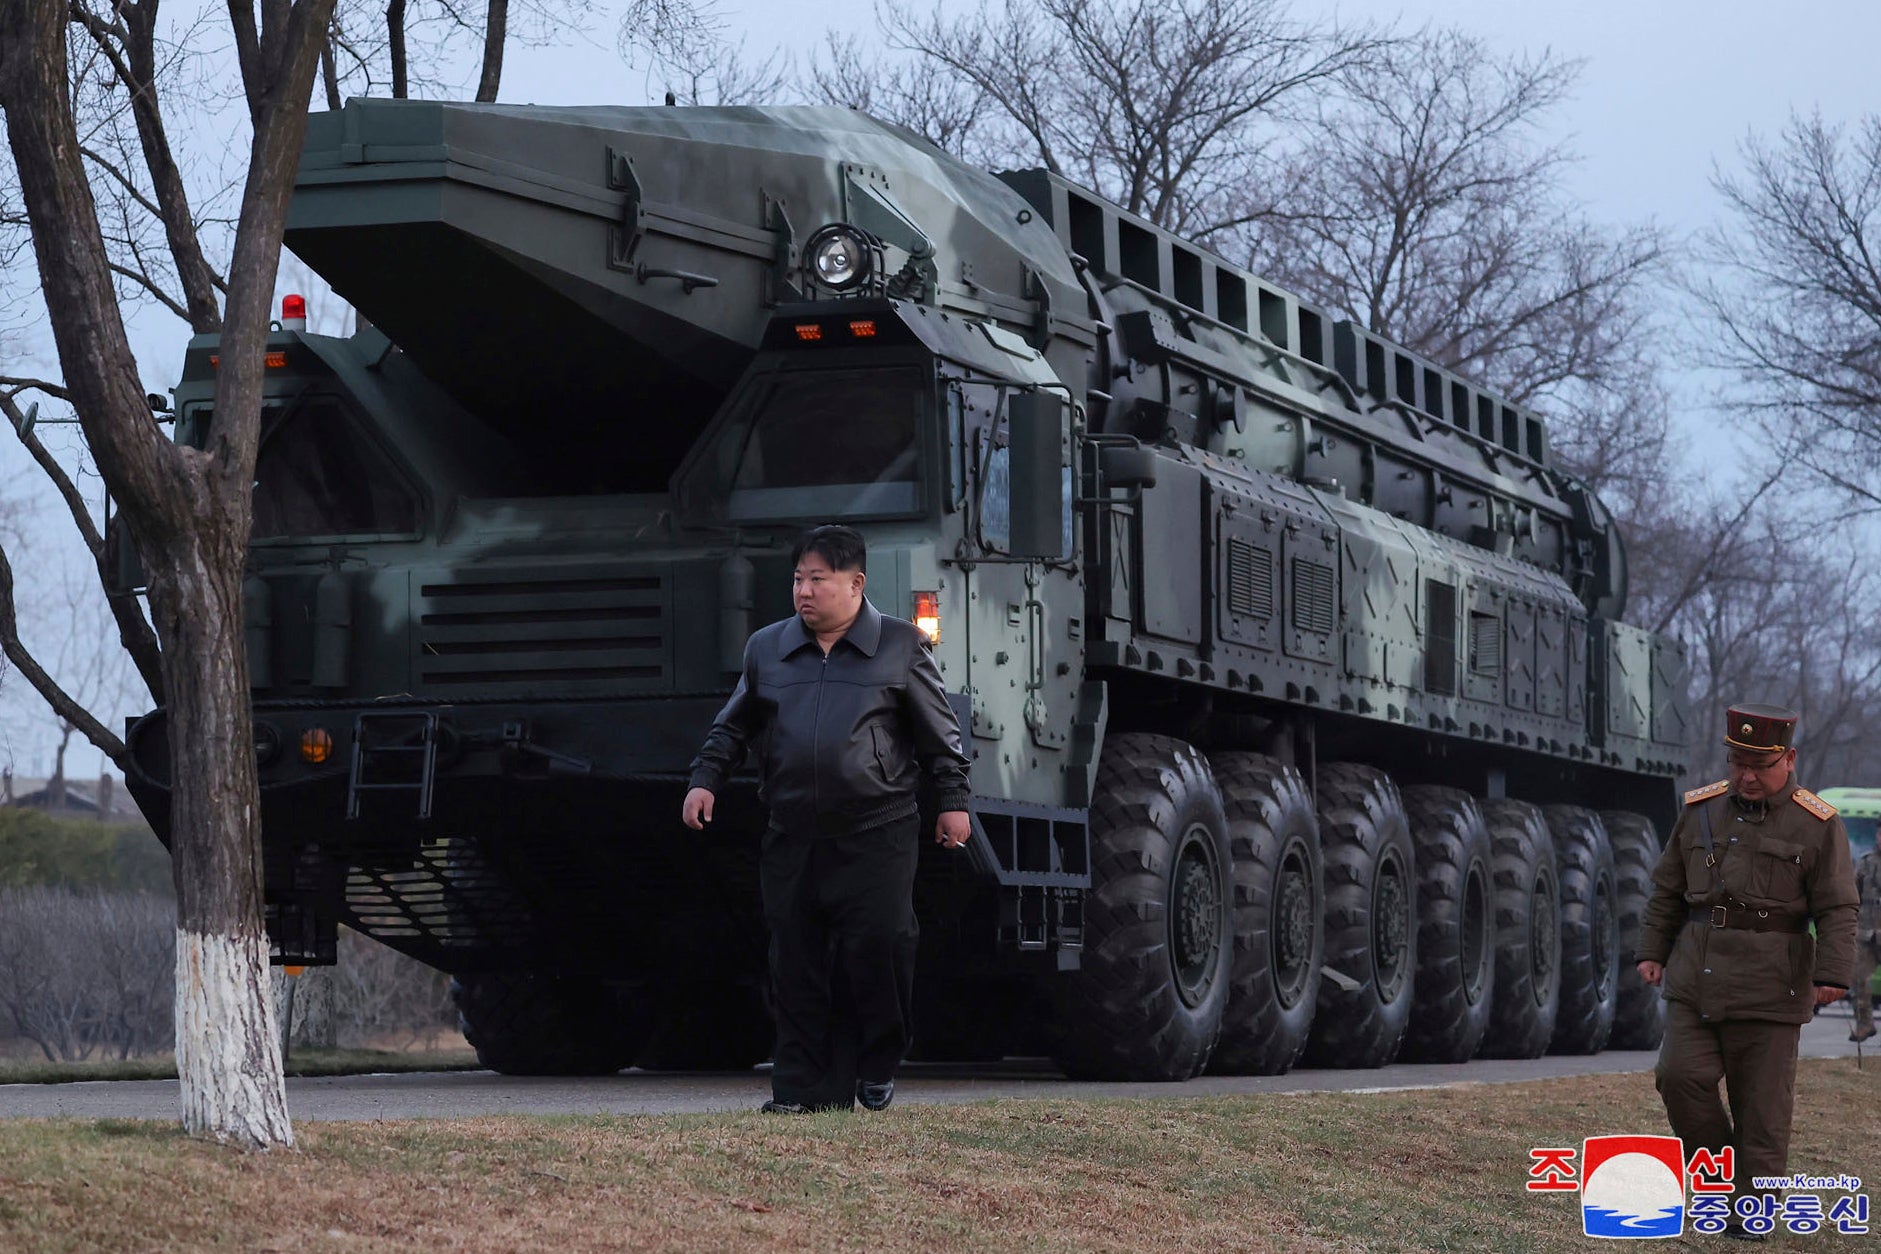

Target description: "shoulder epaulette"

left=1791, top=788, right=1837, bottom=820
left=1684, top=780, right=1729, bottom=805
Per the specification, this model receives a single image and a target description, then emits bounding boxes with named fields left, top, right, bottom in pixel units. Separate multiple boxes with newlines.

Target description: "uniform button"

left=1704, top=968, right=1712, bottom=973
left=1730, top=836, right=1738, bottom=843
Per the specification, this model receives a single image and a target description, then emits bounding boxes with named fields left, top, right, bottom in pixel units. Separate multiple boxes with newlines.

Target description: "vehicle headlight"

left=807, top=223, right=873, bottom=291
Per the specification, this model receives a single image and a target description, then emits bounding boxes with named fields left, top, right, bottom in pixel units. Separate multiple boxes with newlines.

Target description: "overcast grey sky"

left=6, top=0, right=1880, bottom=776
left=494, top=0, right=1881, bottom=243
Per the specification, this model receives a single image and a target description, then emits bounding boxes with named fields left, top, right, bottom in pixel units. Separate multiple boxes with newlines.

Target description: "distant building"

left=1, top=769, right=148, bottom=825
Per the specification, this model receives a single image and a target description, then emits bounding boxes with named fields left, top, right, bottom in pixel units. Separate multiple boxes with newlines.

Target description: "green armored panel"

left=1651, top=636, right=1691, bottom=748
left=1136, top=459, right=1204, bottom=643
left=1323, top=496, right=1422, bottom=690
left=1599, top=620, right=1654, bottom=743
left=290, top=101, right=1083, bottom=490
left=1504, top=600, right=1537, bottom=714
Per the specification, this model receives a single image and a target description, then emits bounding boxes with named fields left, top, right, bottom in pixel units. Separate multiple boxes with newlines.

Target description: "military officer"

left=1852, top=841, right=1879, bottom=1042
left=1635, top=704, right=1859, bottom=1237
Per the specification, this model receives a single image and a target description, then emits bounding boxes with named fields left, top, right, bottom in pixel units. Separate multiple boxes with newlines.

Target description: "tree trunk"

left=1, top=0, right=335, bottom=1151
left=475, top=0, right=507, bottom=103
left=387, top=0, right=408, bottom=99
left=320, top=36, right=341, bottom=112
left=49, top=731, right=67, bottom=809
left=152, top=530, right=291, bottom=1148
left=274, top=966, right=338, bottom=1049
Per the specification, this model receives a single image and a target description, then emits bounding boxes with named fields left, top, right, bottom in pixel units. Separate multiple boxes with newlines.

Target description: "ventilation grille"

left=416, top=571, right=668, bottom=688
left=1227, top=539, right=1276, bottom=620
left=1470, top=612, right=1502, bottom=676
left=1291, top=559, right=1336, bottom=635
left=344, top=838, right=535, bottom=950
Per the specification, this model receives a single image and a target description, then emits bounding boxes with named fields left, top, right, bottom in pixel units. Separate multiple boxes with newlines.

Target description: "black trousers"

left=761, top=813, right=920, bottom=1108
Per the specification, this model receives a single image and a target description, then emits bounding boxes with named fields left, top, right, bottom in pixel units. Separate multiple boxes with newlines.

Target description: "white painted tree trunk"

left=176, top=928, right=294, bottom=1148
left=271, top=966, right=338, bottom=1049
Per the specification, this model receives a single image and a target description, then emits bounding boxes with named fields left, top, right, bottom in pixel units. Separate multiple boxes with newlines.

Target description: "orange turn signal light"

left=299, top=726, right=334, bottom=765
left=207, top=351, right=289, bottom=369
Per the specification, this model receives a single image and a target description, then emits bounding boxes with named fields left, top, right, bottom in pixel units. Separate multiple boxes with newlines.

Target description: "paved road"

left=3, top=1009, right=1869, bottom=1123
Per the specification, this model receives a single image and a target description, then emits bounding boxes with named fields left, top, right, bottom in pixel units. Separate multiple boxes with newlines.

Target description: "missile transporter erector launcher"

left=124, top=100, right=1689, bottom=1079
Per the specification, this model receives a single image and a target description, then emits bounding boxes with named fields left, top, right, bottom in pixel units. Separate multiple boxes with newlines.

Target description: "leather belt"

left=1689, top=904, right=1809, bottom=933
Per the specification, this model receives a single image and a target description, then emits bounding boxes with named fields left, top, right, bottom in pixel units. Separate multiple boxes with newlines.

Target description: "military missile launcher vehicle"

left=124, top=100, right=1689, bottom=1079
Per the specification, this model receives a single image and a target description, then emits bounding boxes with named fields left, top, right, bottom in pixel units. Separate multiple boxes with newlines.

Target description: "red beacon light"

left=280, top=293, right=308, bottom=332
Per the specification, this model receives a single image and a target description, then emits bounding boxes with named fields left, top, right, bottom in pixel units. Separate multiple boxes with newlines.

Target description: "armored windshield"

left=252, top=397, right=421, bottom=539
left=690, top=369, right=925, bottom=522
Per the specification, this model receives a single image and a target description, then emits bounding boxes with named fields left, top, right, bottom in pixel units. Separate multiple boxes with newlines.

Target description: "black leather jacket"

left=688, top=600, right=973, bottom=835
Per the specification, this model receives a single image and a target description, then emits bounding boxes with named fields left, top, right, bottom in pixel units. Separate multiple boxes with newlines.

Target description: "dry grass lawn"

left=0, top=1058, right=1875, bottom=1252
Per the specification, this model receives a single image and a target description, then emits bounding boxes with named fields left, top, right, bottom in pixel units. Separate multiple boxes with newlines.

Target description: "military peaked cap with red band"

left=1723, top=703, right=1799, bottom=753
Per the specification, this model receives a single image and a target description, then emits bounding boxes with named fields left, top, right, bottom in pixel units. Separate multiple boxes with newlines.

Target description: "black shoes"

left=1851, top=1023, right=1876, bottom=1042
left=764, top=1082, right=894, bottom=1113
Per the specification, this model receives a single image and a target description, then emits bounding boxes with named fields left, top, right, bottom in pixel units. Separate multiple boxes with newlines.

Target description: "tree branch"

left=0, top=541, right=128, bottom=763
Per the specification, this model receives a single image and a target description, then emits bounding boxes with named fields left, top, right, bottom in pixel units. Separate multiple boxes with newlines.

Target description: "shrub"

left=0, top=886, right=174, bottom=1061
left=0, top=809, right=172, bottom=896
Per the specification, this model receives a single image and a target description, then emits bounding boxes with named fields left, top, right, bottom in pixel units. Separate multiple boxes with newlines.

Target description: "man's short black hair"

left=792, top=524, right=867, bottom=573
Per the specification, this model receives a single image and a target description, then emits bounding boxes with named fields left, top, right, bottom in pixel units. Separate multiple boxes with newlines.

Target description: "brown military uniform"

left=1637, top=774, right=1860, bottom=1201
left=1853, top=846, right=1880, bottom=1039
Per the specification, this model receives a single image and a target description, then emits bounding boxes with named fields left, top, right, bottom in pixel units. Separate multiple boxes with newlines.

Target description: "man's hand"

left=1814, top=984, right=1848, bottom=1007
left=1637, top=960, right=1663, bottom=987
left=682, top=787, right=715, bottom=830
left=935, top=810, right=971, bottom=849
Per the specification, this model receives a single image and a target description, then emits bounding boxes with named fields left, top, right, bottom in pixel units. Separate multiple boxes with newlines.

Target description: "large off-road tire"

left=1399, top=786, right=1496, bottom=1063
left=1544, top=805, right=1619, bottom=1054
left=1205, top=751, right=1323, bottom=1076
left=1051, top=733, right=1233, bottom=1081
left=635, top=979, right=773, bottom=1071
left=1600, top=809, right=1665, bottom=1050
left=1479, top=799, right=1562, bottom=1059
left=1301, top=763, right=1416, bottom=1070
left=450, top=972, right=648, bottom=1075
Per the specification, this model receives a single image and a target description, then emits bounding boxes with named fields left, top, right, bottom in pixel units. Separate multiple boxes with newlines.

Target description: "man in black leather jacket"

left=683, top=525, right=972, bottom=1112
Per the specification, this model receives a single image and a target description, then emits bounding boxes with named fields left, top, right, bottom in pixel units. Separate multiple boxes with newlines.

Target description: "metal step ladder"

left=346, top=711, right=439, bottom=820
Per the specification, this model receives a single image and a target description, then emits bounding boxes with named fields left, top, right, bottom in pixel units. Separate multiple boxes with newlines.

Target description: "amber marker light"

left=913, top=591, right=941, bottom=644
left=793, top=323, right=824, bottom=342
left=208, top=351, right=290, bottom=368
left=848, top=319, right=878, bottom=338
left=299, top=726, right=334, bottom=765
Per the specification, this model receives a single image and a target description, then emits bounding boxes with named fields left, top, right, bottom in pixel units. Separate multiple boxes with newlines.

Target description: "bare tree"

left=1694, top=112, right=1881, bottom=517
left=0, top=0, right=337, bottom=1147
left=619, top=0, right=792, bottom=106
left=32, top=565, right=147, bottom=805
left=810, top=33, right=988, bottom=156
left=322, top=0, right=585, bottom=106
left=1236, top=31, right=1665, bottom=414
left=1636, top=506, right=1881, bottom=786
left=810, top=0, right=1383, bottom=235
left=0, top=886, right=174, bottom=1061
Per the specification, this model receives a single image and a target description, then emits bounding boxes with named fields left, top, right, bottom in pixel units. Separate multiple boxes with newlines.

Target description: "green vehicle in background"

left=122, top=101, right=1691, bottom=1080
left=1814, top=789, right=1880, bottom=1001
left=1817, top=787, right=1881, bottom=859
